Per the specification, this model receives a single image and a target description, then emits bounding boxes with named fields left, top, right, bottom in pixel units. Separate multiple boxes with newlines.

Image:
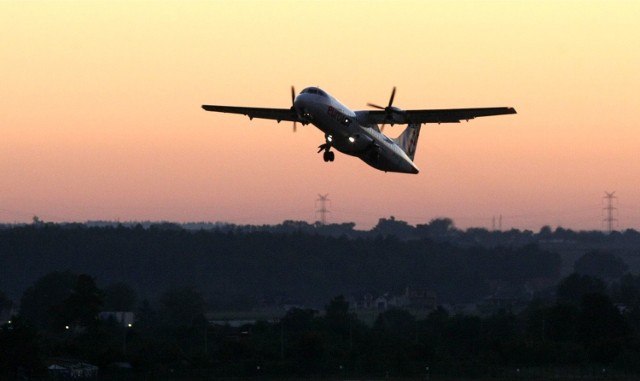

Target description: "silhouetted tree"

left=578, top=293, right=631, bottom=364
left=19, top=271, right=78, bottom=330
left=371, top=217, right=416, bottom=240
left=523, top=298, right=549, bottom=341
left=574, top=250, right=628, bottom=279
left=282, top=308, right=317, bottom=334
left=324, top=296, right=352, bottom=336
left=56, top=274, right=103, bottom=330
left=610, top=274, right=640, bottom=336
left=0, top=317, right=42, bottom=377
left=546, top=302, right=580, bottom=342
left=556, top=273, right=606, bottom=305
left=158, top=287, right=206, bottom=328
left=612, top=274, right=640, bottom=305
left=292, top=331, right=325, bottom=374
left=538, top=225, right=553, bottom=239
left=0, top=290, right=12, bottom=316
left=416, top=218, right=456, bottom=240
left=553, top=226, right=578, bottom=241
left=133, top=299, right=157, bottom=333
left=370, top=308, right=420, bottom=376
left=374, top=308, right=417, bottom=343
left=103, top=282, right=137, bottom=311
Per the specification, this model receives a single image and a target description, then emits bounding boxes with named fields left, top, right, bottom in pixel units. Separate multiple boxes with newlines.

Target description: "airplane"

left=202, top=87, right=516, bottom=174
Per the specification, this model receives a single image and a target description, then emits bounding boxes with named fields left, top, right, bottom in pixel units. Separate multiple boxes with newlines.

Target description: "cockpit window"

left=302, top=87, right=327, bottom=97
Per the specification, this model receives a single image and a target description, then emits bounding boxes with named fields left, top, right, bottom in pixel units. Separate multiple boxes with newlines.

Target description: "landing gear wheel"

left=319, top=141, right=334, bottom=163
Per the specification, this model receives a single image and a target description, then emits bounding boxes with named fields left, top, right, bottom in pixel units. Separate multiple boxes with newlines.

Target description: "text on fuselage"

left=327, top=106, right=352, bottom=127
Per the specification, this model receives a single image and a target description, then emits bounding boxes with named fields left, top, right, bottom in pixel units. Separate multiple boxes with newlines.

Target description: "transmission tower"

left=315, top=194, right=331, bottom=225
left=491, top=215, right=503, bottom=231
left=602, top=191, right=618, bottom=233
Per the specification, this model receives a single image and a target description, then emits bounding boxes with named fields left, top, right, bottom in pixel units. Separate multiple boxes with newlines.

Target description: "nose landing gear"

left=323, top=151, right=335, bottom=162
left=317, top=143, right=335, bottom=162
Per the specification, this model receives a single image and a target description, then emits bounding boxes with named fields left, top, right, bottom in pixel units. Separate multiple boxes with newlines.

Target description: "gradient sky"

left=2, top=0, right=639, bottom=231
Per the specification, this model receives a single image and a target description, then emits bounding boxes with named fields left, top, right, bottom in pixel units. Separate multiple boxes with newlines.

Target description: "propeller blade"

left=368, top=87, right=398, bottom=130
left=291, top=86, right=297, bottom=132
left=388, top=86, right=396, bottom=108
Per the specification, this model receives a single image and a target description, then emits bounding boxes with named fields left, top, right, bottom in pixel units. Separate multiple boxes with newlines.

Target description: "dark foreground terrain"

left=2, top=220, right=640, bottom=380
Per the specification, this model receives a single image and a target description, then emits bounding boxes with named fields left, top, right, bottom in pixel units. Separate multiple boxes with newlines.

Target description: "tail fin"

left=393, top=123, right=422, bottom=160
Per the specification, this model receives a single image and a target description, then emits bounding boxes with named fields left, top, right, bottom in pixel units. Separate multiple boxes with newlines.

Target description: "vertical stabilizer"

left=393, top=123, right=422, bottom=160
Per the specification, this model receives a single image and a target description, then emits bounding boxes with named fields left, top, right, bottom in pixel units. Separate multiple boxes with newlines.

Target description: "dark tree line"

left=0, top=223, right=562, bottom=308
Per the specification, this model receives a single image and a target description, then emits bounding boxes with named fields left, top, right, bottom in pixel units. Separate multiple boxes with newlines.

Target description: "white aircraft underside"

left=202, top=87, right=516, bottom=174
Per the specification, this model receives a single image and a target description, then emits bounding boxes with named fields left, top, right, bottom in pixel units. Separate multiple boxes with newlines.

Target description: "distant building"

left=47, top=359, right=98, bottom=380
left=374, top=295, right=389, bottom=311
left=405, top=288, right=437, bottom=311
left=99, top=311, right=135, bottom=326
left=351, top=288, right=437, bottom=312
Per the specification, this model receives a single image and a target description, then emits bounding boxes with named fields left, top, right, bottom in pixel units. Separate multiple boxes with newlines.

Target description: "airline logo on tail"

left=394, top=123, right=422, bottom=160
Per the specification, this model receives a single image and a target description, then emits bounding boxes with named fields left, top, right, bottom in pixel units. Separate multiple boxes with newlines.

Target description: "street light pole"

left=123, top=322, right=132, bottom=355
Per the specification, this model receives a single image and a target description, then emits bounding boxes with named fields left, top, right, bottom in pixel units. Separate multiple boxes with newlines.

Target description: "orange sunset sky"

left=2, top=0, right=639, bottom=231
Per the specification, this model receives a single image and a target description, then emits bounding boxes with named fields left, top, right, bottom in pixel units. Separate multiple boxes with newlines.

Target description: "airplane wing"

left=201, top=105, right=300, bottom=123
left=362, top=107, right=517, bottom=125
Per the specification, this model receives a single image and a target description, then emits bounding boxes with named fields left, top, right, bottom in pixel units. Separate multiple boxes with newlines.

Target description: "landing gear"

left=323, top=151, right=335, bottom=162
left=318, top=142, right=335, bottom=163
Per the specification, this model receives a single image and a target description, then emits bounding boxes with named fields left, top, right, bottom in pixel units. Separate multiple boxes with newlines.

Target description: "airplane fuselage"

left=294, top=88, right=419, bottom=174
left=202, top=86, right=516, bottom=174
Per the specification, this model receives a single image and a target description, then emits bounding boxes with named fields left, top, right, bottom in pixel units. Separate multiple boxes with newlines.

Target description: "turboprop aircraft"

left=202, top=87, right=516, bottom=174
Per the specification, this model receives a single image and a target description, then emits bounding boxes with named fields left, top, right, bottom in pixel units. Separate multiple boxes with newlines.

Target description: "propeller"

left=290, top=86, right=297, bottom=132
left=367, top=86, right=401, bottom=130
